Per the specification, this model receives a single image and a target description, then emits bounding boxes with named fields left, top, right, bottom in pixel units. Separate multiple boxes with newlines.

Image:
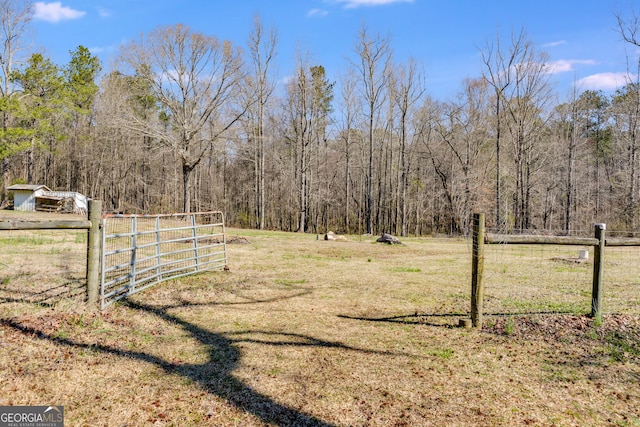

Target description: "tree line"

left=2, top=1, right=640, bottom=236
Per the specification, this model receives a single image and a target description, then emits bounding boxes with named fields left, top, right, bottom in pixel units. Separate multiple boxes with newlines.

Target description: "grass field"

left=0, top=212, right=639, bottom=426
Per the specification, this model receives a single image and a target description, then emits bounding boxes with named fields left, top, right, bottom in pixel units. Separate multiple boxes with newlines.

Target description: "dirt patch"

left=226, top=236, right=250, bottom=244
left=198, top=236, right=249, bottom=245
left=485, top=313, right=640, bottom=340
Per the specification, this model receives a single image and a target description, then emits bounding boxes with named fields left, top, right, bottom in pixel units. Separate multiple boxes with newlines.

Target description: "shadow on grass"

left=169, top=288, right=313, bottom=307
left=0, top=292, right=416, bottom=426
left=339, top=310, right=583, bottom=328
left=338, top=312, right=467, bottom=327
left=0, top=278, right=85, bottom=307
left=123, top=300, right=336, bottom=426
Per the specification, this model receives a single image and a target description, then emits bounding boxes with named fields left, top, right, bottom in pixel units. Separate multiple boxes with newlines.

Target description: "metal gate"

left=100, top=211, right=227, bottom=309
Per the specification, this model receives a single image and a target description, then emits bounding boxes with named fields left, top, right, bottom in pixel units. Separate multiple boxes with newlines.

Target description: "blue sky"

left=29, top=0, right=639, bottom=100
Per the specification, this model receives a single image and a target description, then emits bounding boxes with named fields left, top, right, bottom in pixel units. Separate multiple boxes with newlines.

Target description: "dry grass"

left=0, top=215, right=639, bottom=426
left=0, top=210, right=87, bottom=311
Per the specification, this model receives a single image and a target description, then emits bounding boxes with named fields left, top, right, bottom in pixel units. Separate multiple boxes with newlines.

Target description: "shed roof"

left=7, top=184, right=51, bottom=191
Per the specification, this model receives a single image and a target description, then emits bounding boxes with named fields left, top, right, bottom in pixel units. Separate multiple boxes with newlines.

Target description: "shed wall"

left=13, top=190, right=42, bottom=212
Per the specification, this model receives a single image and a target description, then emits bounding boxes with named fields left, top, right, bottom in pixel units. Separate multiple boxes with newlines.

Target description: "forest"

left=2, top=1, right=640, bottom=237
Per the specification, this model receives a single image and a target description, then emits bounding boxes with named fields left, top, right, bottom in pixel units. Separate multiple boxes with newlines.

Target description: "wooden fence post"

left=591, top=223, right=606, bottom=320
left=87, top=200, right=102, bottom=307
left=471, top=213, right=485, bottom=329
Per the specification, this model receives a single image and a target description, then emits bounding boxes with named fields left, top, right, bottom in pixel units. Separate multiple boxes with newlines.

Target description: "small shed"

left=7, top=184, right=51, bottom=212
left=7, top=184, right=88, bottom=214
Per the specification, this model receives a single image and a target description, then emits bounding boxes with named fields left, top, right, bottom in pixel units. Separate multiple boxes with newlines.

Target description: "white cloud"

left=33, top=2, right=85, bottom=23
left=333, top=0, right=414, bottom=8
left=576, top=72, right=634, bottom=90
left=308, top=8, right=329, bottom=17
left=543, top=40, right=566, bottom=48
left=98, top=7, right=112, bottom=18
left=280, top=75, right=293, bottom=86
left=88, top=45, right=113, bottom=55
left=545, top=59, right=597, bottom=74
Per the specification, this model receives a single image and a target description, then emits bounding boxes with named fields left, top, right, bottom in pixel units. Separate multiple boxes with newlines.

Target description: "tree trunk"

left=495, top=100, right=502, bottom=228
left=182, top=161, right=194, bottom=213
left=27, top=136, right=35, bottom=184
left=367, top=113, right=374, bottom=235
left=298, top=134, right=307, bottom=233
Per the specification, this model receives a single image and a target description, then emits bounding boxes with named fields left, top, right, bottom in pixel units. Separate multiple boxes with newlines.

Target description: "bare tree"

left=351, top=23, right=392, bottom=235
left=0, top=0, right=32, bottom=197
left=283, top=54, right=332, bottom=233
left=550, top=89, right=584, bottom=234
left=481, top=29, right=552, bottom=230
left=116, top=24, right=246, bottom=213
left=0, top=0, right=31, bottom=97
left=617, top=8, right=640, bottom=49
left=481, top=30, right=513, bottom=228
left=420, top=79, right=490, bottom=235
left=286, top=55, right=313, bottom=232
left=246, top=14, right=277, bottom=229
left=611, top=83, right=640, bottom=230
left=93, top=70, right=168, bottom=213
left=578, top=90, right=611, bottom=223
left=390, top=58, right=425, bottom=236
left=337, top=68, right=360, bottom=232
left=616, top=10, right=640, bottom=230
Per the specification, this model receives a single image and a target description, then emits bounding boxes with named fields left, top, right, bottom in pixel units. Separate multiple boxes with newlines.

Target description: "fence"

left=470, top=213, right=640, bottom=328
left=100, top=211, right=227, bottom=309
left=0, top=199, right=102, bottom=304
left=0, top=203, right=227, bottom=309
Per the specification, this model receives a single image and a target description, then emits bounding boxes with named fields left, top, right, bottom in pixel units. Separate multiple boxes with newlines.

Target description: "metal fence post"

left=155, top=216, right=162, bottom=281
left=86, top=199, right=102, bottom=307
left=191, top=213, right=199, bottom=272
left=591, top=223, right=606, bottom=320
left=130, top=216, right=137, bottom=293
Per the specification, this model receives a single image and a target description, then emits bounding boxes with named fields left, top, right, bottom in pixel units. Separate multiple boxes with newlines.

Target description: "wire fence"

left=0, top=228, right=87, bottom=308
left=479, top=225, right=640, bottom=318
left=101, top=211, right=227, bottom=309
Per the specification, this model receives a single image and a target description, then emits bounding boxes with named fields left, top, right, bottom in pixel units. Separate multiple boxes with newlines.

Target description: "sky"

left=27, top=0, right=640, bottom=101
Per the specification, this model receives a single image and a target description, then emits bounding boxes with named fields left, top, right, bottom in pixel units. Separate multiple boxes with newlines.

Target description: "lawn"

left=0, top=216, right=639, bottom=426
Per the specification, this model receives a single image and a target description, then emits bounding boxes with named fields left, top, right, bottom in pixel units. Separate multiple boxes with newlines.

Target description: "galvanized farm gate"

left=100, top=211, right=227, bottom=309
